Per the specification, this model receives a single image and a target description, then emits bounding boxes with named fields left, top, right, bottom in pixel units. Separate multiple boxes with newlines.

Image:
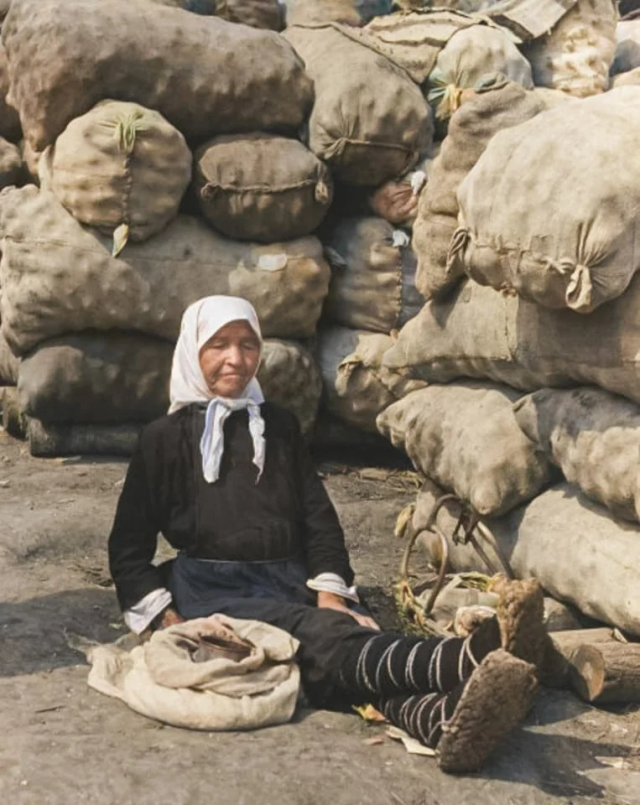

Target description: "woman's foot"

left=437, top=648, right=537, bottom=774
left=493, top=577, right=554, bottom=681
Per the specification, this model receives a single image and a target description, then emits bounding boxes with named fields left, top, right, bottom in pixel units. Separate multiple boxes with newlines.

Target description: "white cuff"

left=307, top=573, right=359, bottom=604
left=123, top=588, right=173, bottom=634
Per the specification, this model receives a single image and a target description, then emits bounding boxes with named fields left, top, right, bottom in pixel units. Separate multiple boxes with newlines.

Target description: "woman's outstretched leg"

left=379, top=649, right=538, bottom=774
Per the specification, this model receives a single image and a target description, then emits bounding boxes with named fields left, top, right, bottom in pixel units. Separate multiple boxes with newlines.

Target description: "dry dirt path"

left=0, top=430, right=638, bottom=805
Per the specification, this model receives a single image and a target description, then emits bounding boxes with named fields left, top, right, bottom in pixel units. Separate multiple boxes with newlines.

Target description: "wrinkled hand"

left=317, top=591, right=380, bottom=631
left=154, top=606, right=186, bottom=631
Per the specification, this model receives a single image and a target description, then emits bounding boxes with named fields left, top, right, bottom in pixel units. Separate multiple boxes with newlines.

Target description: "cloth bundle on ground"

left=322, top=217, right=423, bottom=333
left=513, top=387, right=640, bottom=524
left=17, top=333, right=322, bottom=435
left=0, top=45, right=20, bottom=143
left=0, top=186, right=331, bottom=354
left=377, top=382, right=550, bottom=516
left=612, top=20, right=640, bottom=74
left=39, top=101, right=192, bottom=250
left=453, top=89, right=640, bottom=314
left=317, top=325, right=423, bottom=431
left=150, top=0, right=284, bottom=30
left=412, top=481, right=640, bottom=637
left=413, top=77, right=546, bottom=301
left=382, top=275, right=640, bottom=405
left=283, top=24, right=432, bottom=186
left=87, top=614, right=300, bottom=730
left=0, top=329, right=17, bottom=384
left=194, top=134, right=333, bottom=243
left=522, top=0, right=617, bottom=97
left=283, top=0, right=392, bottom=26
left=1, top=0, right=313, bottom=151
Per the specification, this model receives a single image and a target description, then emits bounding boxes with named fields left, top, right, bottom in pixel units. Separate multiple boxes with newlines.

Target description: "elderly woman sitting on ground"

left=109, top=294, right=547, bottom=773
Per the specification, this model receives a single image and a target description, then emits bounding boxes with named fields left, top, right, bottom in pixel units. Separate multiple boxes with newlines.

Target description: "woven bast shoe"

left=437, top=649, right=537, bottom=774
left=493, top=577, right=553, bottom=679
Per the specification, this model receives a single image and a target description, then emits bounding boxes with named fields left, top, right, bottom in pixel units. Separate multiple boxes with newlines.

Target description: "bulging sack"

left=0, top=330, right=17, bottom=384
left=426, top=25, right=532, bottom=122
left=323, top=217, right=422, bottom=333
left=195, top=134, right=333, bottom=243
left=382, top=274, right=640, bottom=404
left=17, top=333, right=321, bottom=435
left=454, top=89, right=640, bottom=313
left=413, top=77, right=545, bottom=300
left=0, top=186, right=331, bottom=354
left=513, top=387, right=640, bottom=524
left=2, top=0, right=313, bottom=150
left=317, top=325, right=423, bottom=431
left=612, top=20, right=640, bottom=74
left=284, top=0, right=392, bottom=26
left=284, top=24, right=432, bottom=186
left=88, top=614, right=300, bottom=731
left=523, top=0, right=617, bottom=98
left=0, top=45, right=20, bottom=143
left=413, top=482, right=640, bottom=638
left=377, top=382, right=550, bottom=516
left=0, top=134, right=20, bottom=189
left=39, top=101, right=192, bottom=249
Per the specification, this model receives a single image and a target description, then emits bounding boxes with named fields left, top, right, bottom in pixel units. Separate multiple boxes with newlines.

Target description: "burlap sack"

left=195, top=134, right=333, bottom=243
left=323, top=217, right=422, bottom=333
left=377, top=382, right=550, bottom=516
left=0, top=133, right=19, bottom=187
left=284, top=0, right=392, bottom=26
left=39, top=102, right=192, bottom=249
left=2, top=0, right=313, bottom=151
left=87, top=615, right=300, bottom=731
left=611, top=66, right=640, bottom=87
left=0, top=45, right=20, bottom=143
left=523, top=0, right=617, bottom=98
left=454, top=89, right=640, bottom=313
left=382, top=275, right=640, bottom=404
left=284, top=24, right=432, bottom=186
left=17, top=333, right=321, bottom=434
left=150, top=1, right=284, bottom=29
left=27, top=419, right=142, bottom=457
left=612, top=20, right=640, bottom=74
left=513, top=387, right=640, bottom=524
left=414, top=78, right=546, bottom=300
left=0, top=329, right=17, bottom=384
left=0, top=187, right=330, bottom=354
left=317, top=325, right=423, bottom=430
left=413, top=481, right=640, bottom=637
left=426, top=26, right=532, bottom=122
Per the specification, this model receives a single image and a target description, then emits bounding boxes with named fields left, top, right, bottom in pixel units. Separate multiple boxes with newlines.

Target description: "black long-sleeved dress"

left=109, top=402, right=355, bottom=612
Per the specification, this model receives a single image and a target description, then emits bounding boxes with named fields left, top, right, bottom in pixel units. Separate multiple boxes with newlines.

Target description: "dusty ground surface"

left=1, top=427, right=639, bottom=805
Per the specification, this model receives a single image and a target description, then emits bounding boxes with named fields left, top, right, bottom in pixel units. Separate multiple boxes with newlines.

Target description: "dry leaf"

left=386, top=726, right=436, bottom=757
left=353, top=704, right=387, bottom=723
left=363, top=736, right=385, bottom=746
left=595, top=756, right=632, bottom=770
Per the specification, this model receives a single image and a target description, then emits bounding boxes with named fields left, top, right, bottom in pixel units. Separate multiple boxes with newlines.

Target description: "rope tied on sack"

left=109, top=107, right=150, bottom=257
left=446, top=226, right=470, bottom=276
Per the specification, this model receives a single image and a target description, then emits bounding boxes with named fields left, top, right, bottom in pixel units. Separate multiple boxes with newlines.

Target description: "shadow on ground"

left=0, top=588, right=121, bottom=676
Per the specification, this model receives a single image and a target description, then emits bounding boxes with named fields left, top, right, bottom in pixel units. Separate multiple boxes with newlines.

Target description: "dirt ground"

left=1, top=427, right=639, bottom=805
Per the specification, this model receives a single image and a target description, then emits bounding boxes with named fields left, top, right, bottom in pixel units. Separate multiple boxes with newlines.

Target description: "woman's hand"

left=153, top=606, right=186, bottom=631
left=317, top=591, right=380, bottom=631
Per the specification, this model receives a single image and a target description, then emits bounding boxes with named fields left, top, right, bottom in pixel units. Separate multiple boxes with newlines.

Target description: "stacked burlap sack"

left=372, top=78, right=640, bottom=634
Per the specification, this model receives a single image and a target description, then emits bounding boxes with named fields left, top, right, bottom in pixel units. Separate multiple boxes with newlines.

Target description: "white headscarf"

left=169, top=296, right=266, bottom=484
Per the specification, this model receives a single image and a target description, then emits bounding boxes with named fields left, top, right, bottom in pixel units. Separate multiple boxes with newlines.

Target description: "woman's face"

left=199, top=320, right=261, bottom=398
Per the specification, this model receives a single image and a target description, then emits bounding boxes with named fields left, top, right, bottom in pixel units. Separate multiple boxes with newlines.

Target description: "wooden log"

left=570, top=642, right=640, bottom=704
left=549, top=628, right=615, bottom=657
left=542, top=628, right=617, bottom=690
